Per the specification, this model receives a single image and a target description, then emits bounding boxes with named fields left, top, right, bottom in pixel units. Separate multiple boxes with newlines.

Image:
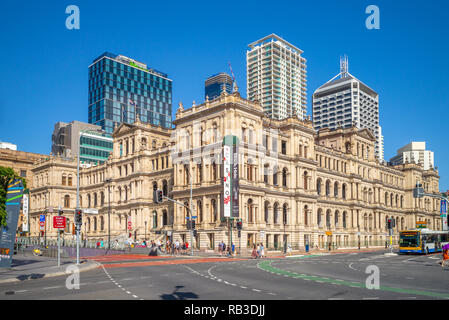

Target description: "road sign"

left=39, top=221, right=45, bottom=227
left=39, top=214, right=46, bottom=222
left=128, top=221, right=132, bottom=230
left=53, top=216, right=66, bottom=229
left=83, top=208, right=99, bottom=214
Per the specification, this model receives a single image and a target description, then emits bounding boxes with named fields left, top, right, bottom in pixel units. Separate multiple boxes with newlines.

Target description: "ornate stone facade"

left=29, top=91, right=442, bottom=251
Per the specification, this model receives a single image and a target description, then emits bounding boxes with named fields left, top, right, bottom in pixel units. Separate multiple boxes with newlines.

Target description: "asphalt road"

left=1, top=250, right=448, bottom=300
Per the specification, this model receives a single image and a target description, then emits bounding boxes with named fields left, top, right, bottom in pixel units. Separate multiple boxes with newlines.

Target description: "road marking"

left=43, top=286, right=62, bottom=290
left=348, top=263, right=358, bottom=271
left=258, top=260, right=449, bottom=299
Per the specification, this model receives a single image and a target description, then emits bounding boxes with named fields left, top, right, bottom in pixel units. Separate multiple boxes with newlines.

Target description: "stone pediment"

left=113, top=123, right=135, bottom=136
left=357, top=128, right=376, bottom=141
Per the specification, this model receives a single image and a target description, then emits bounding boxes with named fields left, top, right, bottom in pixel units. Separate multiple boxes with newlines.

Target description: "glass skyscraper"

left=88, top=52, right=172, bottom=134
left=205, top=73, right=233, bottom=100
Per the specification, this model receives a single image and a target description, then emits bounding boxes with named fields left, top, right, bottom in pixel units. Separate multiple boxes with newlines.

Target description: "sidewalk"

left=0, top=253, right=100, bottom=284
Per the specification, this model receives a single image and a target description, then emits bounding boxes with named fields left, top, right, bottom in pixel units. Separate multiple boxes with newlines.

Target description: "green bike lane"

left=257, top=254, right=449, bottom=300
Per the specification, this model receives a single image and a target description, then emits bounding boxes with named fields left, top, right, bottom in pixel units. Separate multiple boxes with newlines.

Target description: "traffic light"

left=59, top=209, right=63, bottom=216
left=193, top=229, right=198, bottom=237
left=236, top=220, right=242, bottom=230
left=386, top=219, right=391, bottom=229
left=153, top=190, right=163, bottom=203
left=191, top=220, right=196, bottom=230
left=391, top=218, right=396, bottom=228
left=186, top=220, right=192, bottom=230
left=75, top=209, right=82, bottom=225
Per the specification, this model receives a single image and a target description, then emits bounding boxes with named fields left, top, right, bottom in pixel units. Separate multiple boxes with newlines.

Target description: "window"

left=64, top=195, right=70, bottom=208
left=281, top=141, right=287, bottom=155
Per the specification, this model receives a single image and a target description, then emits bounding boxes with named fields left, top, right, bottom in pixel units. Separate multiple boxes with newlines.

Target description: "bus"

left=399, top=229, right=449, bottom=254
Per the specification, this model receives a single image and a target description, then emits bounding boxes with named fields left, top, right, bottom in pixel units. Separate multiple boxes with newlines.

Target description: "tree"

left=0, top=166, right=27, bottom=227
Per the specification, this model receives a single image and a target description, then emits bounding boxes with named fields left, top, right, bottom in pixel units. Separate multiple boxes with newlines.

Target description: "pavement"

left=0, top=253, right=100, bottom=284
left=0, top=246, right=388, bottom=284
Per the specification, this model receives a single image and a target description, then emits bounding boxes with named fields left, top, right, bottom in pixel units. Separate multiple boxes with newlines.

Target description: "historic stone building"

left=28, top=89, right=442, bottom=252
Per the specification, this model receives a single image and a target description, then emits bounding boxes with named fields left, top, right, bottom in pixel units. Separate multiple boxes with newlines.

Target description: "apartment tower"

left=247, top=34, right=307, bottom=120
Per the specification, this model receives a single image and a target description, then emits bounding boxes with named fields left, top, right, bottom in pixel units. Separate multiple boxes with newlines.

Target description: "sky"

left=0, top=0, right=448, bottom=190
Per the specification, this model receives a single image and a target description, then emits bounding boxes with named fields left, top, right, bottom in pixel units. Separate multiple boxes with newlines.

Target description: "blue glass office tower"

left=88, top=52, right=172, bottom=134
left=205, top=73, right=233, bottom=100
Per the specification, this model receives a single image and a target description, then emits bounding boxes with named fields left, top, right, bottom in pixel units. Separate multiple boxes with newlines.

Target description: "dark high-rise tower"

left=88, top=52, right=172, bottom=134
left=205, top=73, right=233, bottom=100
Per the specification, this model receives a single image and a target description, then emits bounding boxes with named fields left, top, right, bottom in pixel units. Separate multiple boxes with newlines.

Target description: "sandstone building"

left=28, top=90, right=442, bottom=251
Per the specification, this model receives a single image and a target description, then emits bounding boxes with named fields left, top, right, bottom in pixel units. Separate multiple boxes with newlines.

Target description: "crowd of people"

left=251, top=243, right=265, bottom=259
left=218, top=241, right=236, bottom=256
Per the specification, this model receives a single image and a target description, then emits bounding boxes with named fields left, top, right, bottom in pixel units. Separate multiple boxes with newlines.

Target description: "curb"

left=0, top=260, right=101, bottom=284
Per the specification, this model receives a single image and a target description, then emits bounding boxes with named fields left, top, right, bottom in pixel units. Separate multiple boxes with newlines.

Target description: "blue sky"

left=0, top=0, right=448, bottom=190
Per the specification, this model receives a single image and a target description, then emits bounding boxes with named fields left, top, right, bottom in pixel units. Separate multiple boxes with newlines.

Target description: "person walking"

left=439, top=248, right=449, bottom=268
left=260, top=243, right=265, bottom=258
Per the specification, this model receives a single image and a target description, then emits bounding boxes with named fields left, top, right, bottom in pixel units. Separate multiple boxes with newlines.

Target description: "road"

left=1, top=250, right=448, bottom=300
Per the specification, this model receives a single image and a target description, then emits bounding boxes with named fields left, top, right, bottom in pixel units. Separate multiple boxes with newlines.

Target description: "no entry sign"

left=53, top=216, right=67, bottom=229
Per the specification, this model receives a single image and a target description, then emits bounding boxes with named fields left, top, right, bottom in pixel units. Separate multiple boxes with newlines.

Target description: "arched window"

left=211, top=199, right=217, bottom=222
left=282, top=168, right=288, bottom=187
left=282, top=203, right=288, bottom=225
left=385, top=192, right=388, bottom=206
left=326, top=210, right=331, bottom=228
left=335, top=211, right=339, bottom=227
left=303, top=171, right=308, bottom=190
left=316, top=178, right=322, bottom=195
left=162, top=180, right=168, bottom=197
left=197, top=200, right=202, bottom=223
left=334, top=182, right=339, bottom=198
left=343, top=211, right=347, bottom=229
left=100, top=216, right=104, bottom=231
left=342, top=184, right=347, bottom=199
left=100, top=192, right=105, bottom=206
left=273, top=166, right=278, bottom=186
left=325, top=180, right=331, bottom=196
left=304, top=205, right=308, bottom=226
left=163, top=210, right=168, bottom=226
left=248, top=199, right=254, bottom=223
left=264, top=201, right=270, bottom=223
left=273, top=203, right=279, bottom=224
left=317, top=208, right=323, bottom=227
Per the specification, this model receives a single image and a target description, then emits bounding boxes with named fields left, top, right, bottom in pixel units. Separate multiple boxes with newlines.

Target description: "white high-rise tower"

left=312, top=56, right=384, bottom=162
left=247, top=34, right=307, bottom=120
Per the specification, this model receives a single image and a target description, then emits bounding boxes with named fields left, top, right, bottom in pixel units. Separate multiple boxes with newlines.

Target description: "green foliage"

left=0, top=166, right=27, bottom=227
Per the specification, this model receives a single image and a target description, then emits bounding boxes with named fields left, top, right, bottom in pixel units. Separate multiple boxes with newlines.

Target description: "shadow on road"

left=160, top=285, right=199, bottom=300
left=16, top=274, right=45, bottom=281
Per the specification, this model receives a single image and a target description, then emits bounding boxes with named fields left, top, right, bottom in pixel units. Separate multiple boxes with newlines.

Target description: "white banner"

left=22, top=194, right=29, bottom=232
left=223, top=145, right=231, bottom=218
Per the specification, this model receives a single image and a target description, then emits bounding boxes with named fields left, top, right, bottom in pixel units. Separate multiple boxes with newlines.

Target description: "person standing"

left=260, top=243, right=265, bottom=258
left=439, top=248, right=449, bottom=268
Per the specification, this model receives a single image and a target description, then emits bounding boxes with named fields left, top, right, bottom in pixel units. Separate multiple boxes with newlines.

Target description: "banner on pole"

left=0, top=179, right=24, bottom=268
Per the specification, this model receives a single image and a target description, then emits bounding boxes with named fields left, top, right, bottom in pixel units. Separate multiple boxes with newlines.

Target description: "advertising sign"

left=222, top=135, right=240, bottom=219
left=223, top=145, right=232, bottom=218
left=22, top=194, right=29, bottom=232
left=0, top=179, right=24, bottom=268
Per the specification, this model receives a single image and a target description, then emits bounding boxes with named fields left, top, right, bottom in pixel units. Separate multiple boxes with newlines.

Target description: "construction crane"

left=228, top=62, right=238, bottom=92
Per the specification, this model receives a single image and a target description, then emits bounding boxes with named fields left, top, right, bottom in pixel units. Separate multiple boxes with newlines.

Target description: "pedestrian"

left=439, top=248, right=449, bottom=268
left=231, top=242, right=235, bottom=256
left=185, top=241, right=189, bottom=254
left=218, top=241, right=223, bottom=256
left=251, top=244, right=258, bottom=259
left=223, top=242, right=227, bottom=255
left=256, top=243, right=261, bottom=258
left=260, top=243, right=265, bottom=258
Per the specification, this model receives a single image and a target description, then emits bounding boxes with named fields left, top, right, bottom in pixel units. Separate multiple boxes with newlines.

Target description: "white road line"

left=252, top=289, right=261, bottom=292
left=43, top=286, right=62, bottom=290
